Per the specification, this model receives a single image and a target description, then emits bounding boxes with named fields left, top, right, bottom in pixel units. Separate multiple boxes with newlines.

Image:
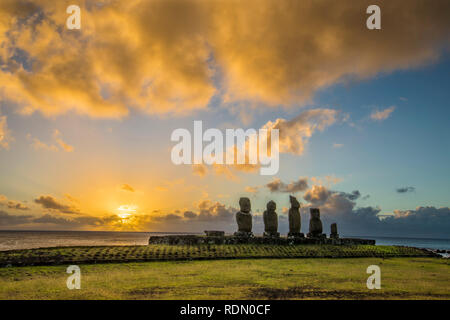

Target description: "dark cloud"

left=2, top=188, right=447, bottom=238
left=196, top=201, right=235, bottom=222
left=104, top=200, right=237, bottom=232
left=183, top=211, right=197, bottom=219
left=6, top=201, right=29, bottom=210
left=32, top=214, right=80, bottom=227
left=0, top=195, right=29, bottom=210
left=34, top=195, right=79, bottom=214
left=0, top=210, right=104, bottom=229
left=0, top=210, right=33, bottom=226
left=302, top=185, right=450, bottom=238
left=385, top=207, right=450, bottom=236
left=339, top=190, right=361, bottom=201
left=396, top=186, right=415, bottom=193
left=139, top=200, right=237, bottom=232
left=266, top=177, right=309, bottom=193
left=153, top=213, right=183, bottom=222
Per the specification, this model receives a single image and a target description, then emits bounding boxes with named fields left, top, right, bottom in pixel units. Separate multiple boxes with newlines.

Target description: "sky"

left=0, top=0, right=449, bottom=238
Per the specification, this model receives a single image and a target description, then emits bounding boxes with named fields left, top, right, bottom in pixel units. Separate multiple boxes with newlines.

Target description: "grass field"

left=0, top=244, right=436, bottom=267
left=0, top=257, right=448, bottom=299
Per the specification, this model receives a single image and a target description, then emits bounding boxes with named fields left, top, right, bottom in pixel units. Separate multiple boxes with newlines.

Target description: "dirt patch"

left=127, top=287, right=168, bottom=297
left=249, top=286, right=411, bottom=299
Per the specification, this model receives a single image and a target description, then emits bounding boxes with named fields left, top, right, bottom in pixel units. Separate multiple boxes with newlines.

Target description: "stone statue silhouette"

left=288, top=195, right=303, bottom=237
left=330, top=223, right=339, bottom=239
left=263, top=200, right=279, bottom=237
left=235, top=197, right=253, bottom=236
left=307, top=208, right=324, bottom=238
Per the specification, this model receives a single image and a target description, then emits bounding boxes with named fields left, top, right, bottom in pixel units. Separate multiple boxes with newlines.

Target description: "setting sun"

left=117, top=205, right=137, bottom=220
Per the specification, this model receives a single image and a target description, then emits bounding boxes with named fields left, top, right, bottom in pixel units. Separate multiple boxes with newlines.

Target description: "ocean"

left=348, top=235, right=450, bottom=251
left=0, top=231, right=182, bottom=251
left=0, top=230, right=449, bottom=252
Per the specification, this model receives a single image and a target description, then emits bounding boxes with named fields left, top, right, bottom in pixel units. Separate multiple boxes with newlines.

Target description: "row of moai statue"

left=234, top=196, right=339, bottom=239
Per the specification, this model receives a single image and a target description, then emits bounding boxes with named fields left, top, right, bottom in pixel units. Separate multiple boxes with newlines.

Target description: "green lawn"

left=1, top=257, right=448, bottom=299
left=0, top=244, right=436, bottom=267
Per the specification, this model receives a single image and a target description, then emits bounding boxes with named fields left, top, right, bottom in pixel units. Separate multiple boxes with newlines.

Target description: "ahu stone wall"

left=148, top=234, right=376, bottom=246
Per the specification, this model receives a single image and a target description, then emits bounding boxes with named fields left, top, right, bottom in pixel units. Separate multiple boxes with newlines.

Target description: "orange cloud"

left=0, top=0, right=449, bottom=118
left=310, top=175, right=343, bottom=187
left=0, top=194, right=29, bottom=210
left=190, top=109, right=337, bottom=178
left=265, top=177, right=309, bottom=193
left=262, top=109, right=338, bottom=155
left=120, top=184, right=135, bottom=192
left=210, top=0, right=450, bottom=105
left=34, top=195, right=80, bottom=214
left=53, top=129, right=74, bottom=152
left=27, top=129, right=74, bottom=152
left=192, top=164, right=208, bottom=177
left=0, top=115, right=13, bottom=149
left=27, top=134, right=58, bottom=152
left=245, top=186, right=259, bottom=194
left=0, top=0, right=215, bottom=118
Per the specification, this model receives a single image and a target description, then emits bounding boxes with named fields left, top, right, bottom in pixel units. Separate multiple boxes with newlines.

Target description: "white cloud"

left=370, top=106, right=396, bottom=121
left=262, top=109, right=338, bottom=155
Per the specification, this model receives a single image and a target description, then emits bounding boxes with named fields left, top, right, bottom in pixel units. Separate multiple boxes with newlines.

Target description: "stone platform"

left=148, top=234, right=375, bottom=246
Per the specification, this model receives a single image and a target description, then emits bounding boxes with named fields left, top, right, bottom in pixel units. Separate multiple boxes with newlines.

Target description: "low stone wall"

left=148, top=235, right=375, bottom=246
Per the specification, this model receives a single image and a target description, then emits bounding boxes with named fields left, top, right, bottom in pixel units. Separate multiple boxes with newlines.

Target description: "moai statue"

left=307, top=208, right=325, bottom=238
left=288, top=196, right=303, bottom=238
left=234, top=197, right=253, bottom=237
left=330, top=223, right=339, bottom=239
left=263, top=200, right=279, bottom=238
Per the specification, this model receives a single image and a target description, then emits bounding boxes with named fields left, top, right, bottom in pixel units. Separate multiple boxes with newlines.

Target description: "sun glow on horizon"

left=117, top=205, right=137, bottom=220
